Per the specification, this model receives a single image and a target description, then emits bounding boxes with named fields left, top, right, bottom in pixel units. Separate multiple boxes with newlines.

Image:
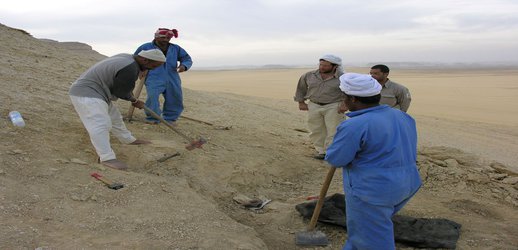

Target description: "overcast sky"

left=2, top=0, right=518, bottom=68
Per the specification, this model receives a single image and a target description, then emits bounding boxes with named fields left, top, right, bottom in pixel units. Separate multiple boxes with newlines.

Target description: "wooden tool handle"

left=143, top=106, right=193, bottom=142
left=126, top=72, right=147, bottom=120
left=180, top=115, right=214, bottom=126
left=307, top=167, right=336, bottom=230
left=91, top=172, right=113, bottom=185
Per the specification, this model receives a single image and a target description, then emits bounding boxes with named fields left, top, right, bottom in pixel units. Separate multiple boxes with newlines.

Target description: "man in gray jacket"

left=69, top=49, right=166, bottom=170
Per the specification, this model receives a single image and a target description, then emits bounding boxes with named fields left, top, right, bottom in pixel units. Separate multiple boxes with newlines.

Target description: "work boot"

left=101, top=159, right=128, bottom=170
left=130, top=139, right=152, bottom=145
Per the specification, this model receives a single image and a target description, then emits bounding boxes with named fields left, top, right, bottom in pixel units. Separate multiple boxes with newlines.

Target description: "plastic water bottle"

left=8, top=111, right=25, bottom=127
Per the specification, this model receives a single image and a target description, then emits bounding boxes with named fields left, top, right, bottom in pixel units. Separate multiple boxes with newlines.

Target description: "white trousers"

left=70, top=96, right=136, bottom=161
left=307, top=102, right=345, bottom=155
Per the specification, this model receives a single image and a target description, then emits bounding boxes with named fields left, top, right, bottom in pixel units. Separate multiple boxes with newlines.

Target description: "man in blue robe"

left=135, top=28, right=193, bottom=124
left=325, top=73, right=422, bottom=250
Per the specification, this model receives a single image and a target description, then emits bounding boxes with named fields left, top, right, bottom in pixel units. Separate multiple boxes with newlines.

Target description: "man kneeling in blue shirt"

left=325, top=73, right=422, bottom=250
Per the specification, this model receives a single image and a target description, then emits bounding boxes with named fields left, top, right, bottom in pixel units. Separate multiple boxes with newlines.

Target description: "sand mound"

left=1, top=23, right=517, bottom=249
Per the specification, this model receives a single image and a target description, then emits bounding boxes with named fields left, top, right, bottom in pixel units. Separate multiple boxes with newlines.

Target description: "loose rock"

left=501, top=176, right=518, bottom=185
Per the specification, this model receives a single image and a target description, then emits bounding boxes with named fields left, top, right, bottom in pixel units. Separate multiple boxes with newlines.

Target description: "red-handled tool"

left=91, top=172, right=124, bottom=190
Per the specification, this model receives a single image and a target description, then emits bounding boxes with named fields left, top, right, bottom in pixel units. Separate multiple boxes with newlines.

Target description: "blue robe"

left=135, top=42, right=192, bottom=122
left=325, top=105, right=421, bottom=250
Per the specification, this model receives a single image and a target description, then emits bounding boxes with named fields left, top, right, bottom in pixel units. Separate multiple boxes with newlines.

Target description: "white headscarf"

left=339, top=73, right=382, bottom=97
left=320, top=54, right=342, bottom=65
left=137, top=49, right=166, bottom=62
left=320, top=54, right=345, bottom=74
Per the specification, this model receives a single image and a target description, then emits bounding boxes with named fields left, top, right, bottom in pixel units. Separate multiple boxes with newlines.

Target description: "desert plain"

left=182, top=67, right=518, bottom=171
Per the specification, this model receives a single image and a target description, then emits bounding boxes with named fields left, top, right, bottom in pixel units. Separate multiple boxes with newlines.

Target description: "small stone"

left=455, top=181, right=467, bottom=191
left=55, top=159, right=70, bottom=163
left=501, top=176, right=518, bottom=185
left=480, top=165, right=496, bottom=173
left=70, top=158, right=88, bottom=165
left=504, top=196, right=518, bottom=206
left=444, top=158, right=459, bottom=168
left=466, top=173, right=479, bottom=181
left=489, top=173, right=508, bottom=180
left=70, top=195, right=81, bottom=201
left=491, top=188, right=502, bottom=194
left=7, top=149, right=24, bottom=155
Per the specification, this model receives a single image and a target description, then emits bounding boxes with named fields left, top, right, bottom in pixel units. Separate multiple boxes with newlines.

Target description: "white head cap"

left=138, top=49, right=166, bottom=62
left=339, top=73, right=382, bottom=97
left=319, top=54, right=342, bottom=66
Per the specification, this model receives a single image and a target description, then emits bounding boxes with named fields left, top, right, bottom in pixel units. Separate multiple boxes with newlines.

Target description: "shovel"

left=295, top=167, right=336, bottom=246
left=143, top=106, right=207, bottom=150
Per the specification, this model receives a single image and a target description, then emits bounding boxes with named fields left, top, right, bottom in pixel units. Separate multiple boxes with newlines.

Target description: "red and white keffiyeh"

left=155, top=28, right=178, bottom=39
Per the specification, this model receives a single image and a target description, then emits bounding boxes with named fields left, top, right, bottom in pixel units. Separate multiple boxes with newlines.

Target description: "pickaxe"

left=143, top=106, right=207, bottom=150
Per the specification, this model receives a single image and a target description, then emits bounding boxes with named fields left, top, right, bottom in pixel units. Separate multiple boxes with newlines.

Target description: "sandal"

left=101, top=159, right=128, bottom=170
left=130, top=139, right=151, bottom=145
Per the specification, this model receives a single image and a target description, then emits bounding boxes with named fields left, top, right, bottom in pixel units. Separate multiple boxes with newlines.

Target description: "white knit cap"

left=319, top=54, right=342, bottom=65
left=339, top=73, right=382, bottom=97
left=138, top=49, right=166, bottom=62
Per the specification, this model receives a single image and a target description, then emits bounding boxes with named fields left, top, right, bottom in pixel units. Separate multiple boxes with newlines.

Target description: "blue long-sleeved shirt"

left=134, top=42, right=192, bottom=85
left=325, top=105, right=421, bottom=205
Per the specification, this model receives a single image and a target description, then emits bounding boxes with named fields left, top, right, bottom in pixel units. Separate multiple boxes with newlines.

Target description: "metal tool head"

left=108, top=183, right=124, bottom=190
left=295, top=230, right=329, bottom=246
left=185, top=137, right=208, bottom=151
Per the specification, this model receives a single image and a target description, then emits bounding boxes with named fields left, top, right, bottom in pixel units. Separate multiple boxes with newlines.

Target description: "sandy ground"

left=1, top=23, right=517, bottom=249
left=182, top=68, right=518, bottom=170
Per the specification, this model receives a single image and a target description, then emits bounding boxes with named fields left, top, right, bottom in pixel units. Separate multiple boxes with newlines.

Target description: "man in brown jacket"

left=294, top=55, right=346, bottom=159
